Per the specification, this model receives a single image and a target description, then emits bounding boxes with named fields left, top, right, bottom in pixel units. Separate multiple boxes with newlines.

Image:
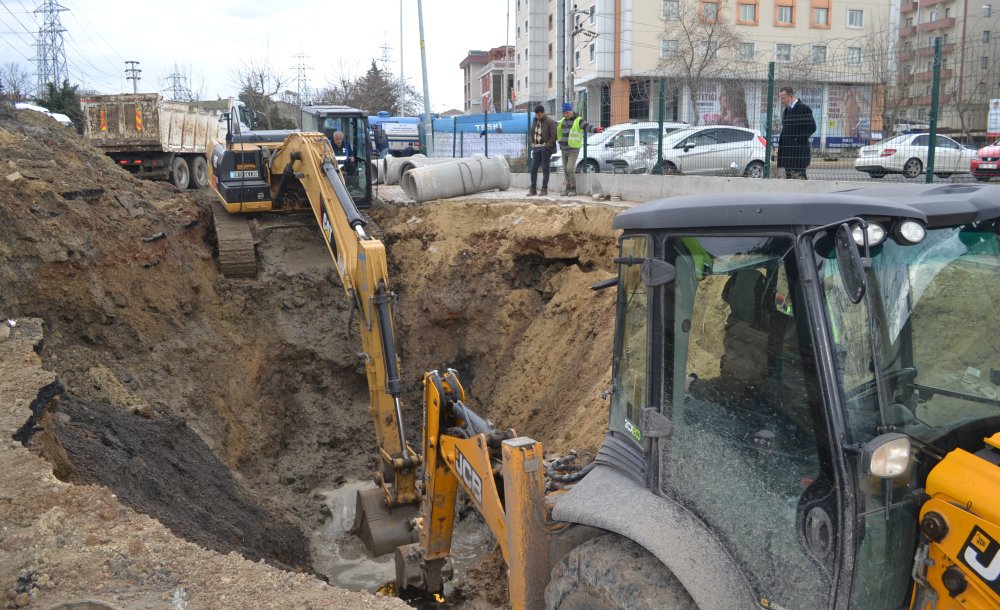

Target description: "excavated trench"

left=0, top=110, right=625, bottom=609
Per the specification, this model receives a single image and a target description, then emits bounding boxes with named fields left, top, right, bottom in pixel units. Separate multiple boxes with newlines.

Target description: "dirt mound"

left=0, top=106, right=626, bottom=609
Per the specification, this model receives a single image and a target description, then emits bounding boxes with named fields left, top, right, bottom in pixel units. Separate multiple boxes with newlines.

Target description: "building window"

left=575, top=50, right=581, bottom=68
left=702, top=1, right=719, bottom=20
left=517, top=53, right=521, bottom=66
left=847, top=8, right=863, bottom=27
left=548, top=72, right=553, bottom=88
left=983, top=56, right=989, bottom=70
left=812, top=7, right=828, bottom=25
left=524, top=76, right=528, bottom=89
left=777, top=5, right=793, bottom=24
left=549, top=14, right=553, bottom=30
left=524, top=19, right=528, bottom=34
left=986, top=4, right=993, bottom=16
left=906, top=17, right=913, bottom=26
left=661, top=38, right=679, bottom=58
left=700, top=41, right=720, bottom=59
left=739, top=3, right=757, bottom=23
left=738, top=42, right=755, bottom=60
left=516, top=26, right=521, bottom=38
left=846, top=47, right=861, bottom=64
left=776, top=43, right=792, bottom=61
left=662, top=0, right=680, bottom=19
left=590, top=5, right=596, bottom=22
left=589, top=42, right=596, bottom=62
left=985, top=31, right=991, bottom=43
left=812, top=45, right=827, bottom=62
left=928, top=9, right=938, bottom=22
left=516, top=0, right=520, bottom=11
left=944, top=7, right=950, bottom=17
left=549, top=43, right=553, bottom=60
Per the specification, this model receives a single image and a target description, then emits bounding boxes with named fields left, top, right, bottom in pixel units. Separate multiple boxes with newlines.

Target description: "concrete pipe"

left=400, top=155, right=511, bottom=203
left=382, top=154, right=426, bottom=185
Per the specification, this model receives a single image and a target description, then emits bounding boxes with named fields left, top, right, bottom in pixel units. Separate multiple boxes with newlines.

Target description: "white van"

left=550, top=120, right=689, bottom=173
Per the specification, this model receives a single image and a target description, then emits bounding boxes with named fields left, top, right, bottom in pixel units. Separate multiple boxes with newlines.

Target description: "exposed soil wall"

left=0, top=107, right=626, bottom=608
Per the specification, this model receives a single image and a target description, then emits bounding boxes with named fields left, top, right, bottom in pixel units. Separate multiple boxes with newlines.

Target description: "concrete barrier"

left=400, top=155, right=511, bottom=203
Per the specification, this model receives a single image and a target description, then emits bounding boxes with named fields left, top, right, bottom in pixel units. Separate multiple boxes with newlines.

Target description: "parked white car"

left=612, top=126, right=769, bottom=177
left=550, top=120, right=689, bottom=173
left=854, top=133, right=976, bottom=179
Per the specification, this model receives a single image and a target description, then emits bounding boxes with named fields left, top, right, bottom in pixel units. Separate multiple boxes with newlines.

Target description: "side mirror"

left=641, top=258, right=676, bottom=286
left=684, top=143, right=695, bottom=152
left=861, top=432, right=911, bottom=478
left=835, top=223, right=866, bottom=304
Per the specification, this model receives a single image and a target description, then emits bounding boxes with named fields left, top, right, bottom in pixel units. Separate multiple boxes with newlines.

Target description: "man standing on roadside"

left=777, top=86, right=816, bottom=180
left=528, top=104, right=557, bottom=196
left=556, top=102, right=602, bottom=196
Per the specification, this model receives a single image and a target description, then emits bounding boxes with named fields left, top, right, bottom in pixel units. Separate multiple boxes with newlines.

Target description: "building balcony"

left=900, top=1, right=918, bottom=12
left=898, top=50, right=915, bottom=61
left=919, top=0, right=947, bottom=7
left=900, top=25, right=917, bottom=37
left=915, top=42, right=956, bottom=56
left=917, top=16, right=956, bottom=31
left=914, top=68, right=954, bottom=80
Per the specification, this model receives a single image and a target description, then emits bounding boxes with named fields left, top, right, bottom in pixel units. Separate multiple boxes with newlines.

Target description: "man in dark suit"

left=777, top=87, right=817, bottom=180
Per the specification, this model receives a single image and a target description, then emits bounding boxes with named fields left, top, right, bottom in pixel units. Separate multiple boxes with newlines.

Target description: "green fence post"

left=926, top=37, right=942, bottom=183
left=765, top=62, right=776, bottom=179
left=652, top=79, right=666, bottom=175
left=484, top=106, right=489, bottom=158
left=452, top=116, right=458, bottom=158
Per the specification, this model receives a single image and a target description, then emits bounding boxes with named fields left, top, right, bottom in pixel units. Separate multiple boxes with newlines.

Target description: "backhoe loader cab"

left=548, top=184, right=1000, bottom=609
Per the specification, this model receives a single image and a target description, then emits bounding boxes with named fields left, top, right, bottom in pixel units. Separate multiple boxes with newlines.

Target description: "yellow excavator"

left=207, top=119, right=1000, bottom=610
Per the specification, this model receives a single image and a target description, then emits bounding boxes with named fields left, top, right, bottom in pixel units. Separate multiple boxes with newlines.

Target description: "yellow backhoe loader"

left=207, top=119, right=1000, bottom=610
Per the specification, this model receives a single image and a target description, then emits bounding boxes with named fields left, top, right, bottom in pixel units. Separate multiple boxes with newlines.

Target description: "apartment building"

left=514, top=0, right=896, bottom=146
left=897, top=0, right=1000, bottom=133
left=460, top=51, right=490, bottom=113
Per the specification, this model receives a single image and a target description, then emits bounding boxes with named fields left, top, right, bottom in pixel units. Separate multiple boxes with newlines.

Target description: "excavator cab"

left=300, top=105, right=373, bottom=208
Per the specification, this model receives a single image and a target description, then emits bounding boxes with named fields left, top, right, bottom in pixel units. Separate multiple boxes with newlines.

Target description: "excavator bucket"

left=354, top=487, right=420, bottom=557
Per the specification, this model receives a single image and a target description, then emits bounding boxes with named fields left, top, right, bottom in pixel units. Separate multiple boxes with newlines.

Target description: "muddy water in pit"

left=311, top=481, right=493, bottom=596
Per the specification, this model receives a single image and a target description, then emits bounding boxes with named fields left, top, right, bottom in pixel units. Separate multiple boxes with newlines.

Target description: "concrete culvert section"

left=0, top=108, right=625, bottom=608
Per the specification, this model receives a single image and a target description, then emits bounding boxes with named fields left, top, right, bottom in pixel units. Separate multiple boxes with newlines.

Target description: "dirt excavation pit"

left=0, top=107, right=625, bottom=609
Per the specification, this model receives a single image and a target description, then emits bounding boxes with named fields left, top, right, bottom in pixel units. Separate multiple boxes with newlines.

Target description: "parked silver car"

left=550, top=120, right=689, bottom=173
left=612, top=126, right=768, bottom=177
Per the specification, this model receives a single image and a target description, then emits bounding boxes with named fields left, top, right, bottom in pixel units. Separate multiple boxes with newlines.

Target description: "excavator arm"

left=259, top=132, right=422, bottom=552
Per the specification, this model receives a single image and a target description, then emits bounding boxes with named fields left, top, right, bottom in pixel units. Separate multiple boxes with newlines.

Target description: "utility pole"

left=417, top=0, right=434, bottom=156
left=556, top=0, right=565, bottom=111
left=33, top=0, right=68, bottom=98
left=125, top=61, right=141, bottom=94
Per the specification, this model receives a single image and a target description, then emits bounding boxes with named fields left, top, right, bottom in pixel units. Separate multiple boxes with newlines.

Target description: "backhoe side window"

left=609, top=236, right=649, bottom=445
left=661, top=235, right=833, bottom=609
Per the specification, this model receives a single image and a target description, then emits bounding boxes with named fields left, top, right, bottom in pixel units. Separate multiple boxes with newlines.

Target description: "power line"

left=33, top=0, right=69, bottom=95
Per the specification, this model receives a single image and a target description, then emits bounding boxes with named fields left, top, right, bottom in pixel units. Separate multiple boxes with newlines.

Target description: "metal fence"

left=432, top=32, right=1000, bottom=182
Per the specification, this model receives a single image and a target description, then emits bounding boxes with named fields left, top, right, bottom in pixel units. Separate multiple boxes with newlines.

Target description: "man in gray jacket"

left=528, top=104, right=557, bottom=196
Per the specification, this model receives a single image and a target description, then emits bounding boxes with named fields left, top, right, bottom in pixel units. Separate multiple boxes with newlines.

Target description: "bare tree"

left=658, top=1, right=747, bottom=125
left=230, top=58, right=290, bottom=129
left=315, top=62, right=423, bottom=116
left=1, top=63, right=33, bottom=104
left=858, top=23, right=904, bottom=137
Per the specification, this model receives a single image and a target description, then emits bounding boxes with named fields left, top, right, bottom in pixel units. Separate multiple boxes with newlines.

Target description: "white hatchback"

left=613, top=126, right=768, bottom=177
left=550, top=120, right=689, bottom=173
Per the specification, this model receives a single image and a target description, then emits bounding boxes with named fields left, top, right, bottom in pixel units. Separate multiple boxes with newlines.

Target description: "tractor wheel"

left=170, top=156, right=190, bottom=188
left=188, top=156, right=209, bottom=189
left=545, top=534, right=697, bottom=610
left=901, top=158, right=923, bottom=179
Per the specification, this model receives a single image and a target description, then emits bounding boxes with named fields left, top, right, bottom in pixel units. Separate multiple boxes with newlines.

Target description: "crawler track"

left=211, top=202, right=257, bottom=278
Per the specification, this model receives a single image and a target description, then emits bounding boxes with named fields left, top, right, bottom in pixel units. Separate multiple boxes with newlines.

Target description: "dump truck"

left=80, top=93, right=229, bottom=189
left=205, top=107, right=1000, bottom=608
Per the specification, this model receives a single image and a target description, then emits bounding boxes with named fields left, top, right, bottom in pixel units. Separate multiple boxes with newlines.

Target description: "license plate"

left=980, top=163, right=997, bottom=169
left=229, top=170, right=260, bottom=179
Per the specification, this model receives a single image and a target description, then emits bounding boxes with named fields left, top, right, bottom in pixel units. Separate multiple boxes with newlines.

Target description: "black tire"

left=664, top=162, right=680, bottom=175
left=901, top=158, right=923, bottom=179
left=583, top=159, right=600, bottom=174
left=545, top=534, right=697, bottom=610
left=742, top=160, right=765, bottom=178
left=188, top=156, right=209, bottom=189
left=170, top=156, right=190, bottom=188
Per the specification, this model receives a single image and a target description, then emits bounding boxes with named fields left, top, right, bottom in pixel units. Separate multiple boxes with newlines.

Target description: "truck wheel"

left=170, top=157, right=190, bottom=188
left=545, top=534, right=697, bottom=610
left=188, top=156, right=208, bottom=189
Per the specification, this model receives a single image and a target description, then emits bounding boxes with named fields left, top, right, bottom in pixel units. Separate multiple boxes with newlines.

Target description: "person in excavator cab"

left=329, top=130, right=357, bottom=177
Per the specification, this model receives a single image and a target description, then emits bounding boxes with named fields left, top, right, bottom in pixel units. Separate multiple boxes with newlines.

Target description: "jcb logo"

left=960, top=526, right=1000, bottom=594
left=456, top=449, right=483, bottom=505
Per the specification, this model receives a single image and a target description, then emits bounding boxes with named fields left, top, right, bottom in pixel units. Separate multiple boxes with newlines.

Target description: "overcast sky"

left=0, top=0, right=514, bottom=112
